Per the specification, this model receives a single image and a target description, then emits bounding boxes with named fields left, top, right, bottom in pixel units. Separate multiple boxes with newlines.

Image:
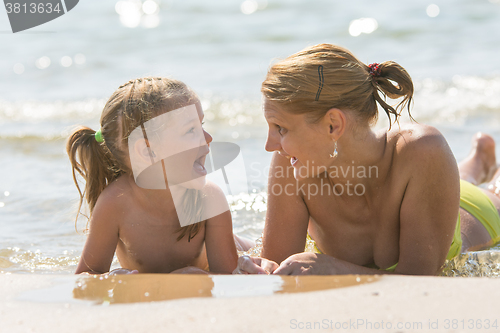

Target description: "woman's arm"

left=75, top=194, right=121, bottom=274
left=273, top=253, right=395, bottom=275
left=204, top=183, right=238, bottom=274
left=394, top=125, right=460, bottom=275
left=261, top=152, right=310, bottom=264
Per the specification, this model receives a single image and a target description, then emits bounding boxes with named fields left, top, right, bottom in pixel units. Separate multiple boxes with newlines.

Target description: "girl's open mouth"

left=193, top=154, right=207, bottom=176
left=290, top=156, right=298, bottom=166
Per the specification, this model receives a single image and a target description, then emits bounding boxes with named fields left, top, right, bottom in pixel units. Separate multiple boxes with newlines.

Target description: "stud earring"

left=330, top=141, right=338, bottom=158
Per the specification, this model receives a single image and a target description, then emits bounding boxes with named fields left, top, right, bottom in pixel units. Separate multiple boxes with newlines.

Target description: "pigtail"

left=370, top=61, right=415, bottom=127
left=66, top=126, right=119, bottom=230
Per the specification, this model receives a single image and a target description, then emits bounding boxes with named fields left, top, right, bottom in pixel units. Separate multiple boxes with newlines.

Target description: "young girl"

left=68, top=77, right=246, bottom=275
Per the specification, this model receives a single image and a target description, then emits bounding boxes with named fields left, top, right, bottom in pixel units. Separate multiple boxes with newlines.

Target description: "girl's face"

left=263, top=98, right=331, bottom=181
left=175, top=104, right=213, bottom=190
left=130, top=103, right=213, bottom=190
left=156, top=103, right=212, bottom=190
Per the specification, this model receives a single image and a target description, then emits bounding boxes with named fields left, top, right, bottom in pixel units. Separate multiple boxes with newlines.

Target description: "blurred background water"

left=1, top=0, right=500, bottom=274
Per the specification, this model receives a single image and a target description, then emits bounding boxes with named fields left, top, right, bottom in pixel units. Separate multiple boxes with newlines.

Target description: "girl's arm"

left=203, top=183, right=238, bottom=274
left=75, top=194, right=121, bottom=275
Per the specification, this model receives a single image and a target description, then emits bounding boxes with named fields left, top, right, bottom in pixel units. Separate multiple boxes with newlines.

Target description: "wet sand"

left=1, top=273, right=500, bottom=332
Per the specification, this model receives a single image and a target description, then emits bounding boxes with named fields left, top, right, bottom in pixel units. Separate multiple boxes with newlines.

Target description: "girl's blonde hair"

left=261, top=43, right=414, bottom=126
left=67, top=77, right=203, bottom=241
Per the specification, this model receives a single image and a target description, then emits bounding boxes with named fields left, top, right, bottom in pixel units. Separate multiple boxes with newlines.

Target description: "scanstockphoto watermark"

left=290, top=318, right=500, bottom=330
left=290, top=318, right=423, bottom=330
left=249, top=160, right=378, bottom=199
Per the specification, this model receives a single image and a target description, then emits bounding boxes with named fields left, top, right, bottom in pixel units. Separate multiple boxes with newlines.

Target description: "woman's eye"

left=187, top=127, right=195, bottom=134
left=276, top=125, right=285, bottom=135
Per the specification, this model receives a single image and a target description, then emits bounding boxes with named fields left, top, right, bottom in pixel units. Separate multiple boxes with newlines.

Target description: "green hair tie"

left=94, top=129, right=104, bottom=143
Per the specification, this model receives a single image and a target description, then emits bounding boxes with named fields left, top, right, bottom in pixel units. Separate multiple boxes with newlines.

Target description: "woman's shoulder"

left=387, top=123, right=448, bottom=156
left=386, top=123, right=456, bottom=176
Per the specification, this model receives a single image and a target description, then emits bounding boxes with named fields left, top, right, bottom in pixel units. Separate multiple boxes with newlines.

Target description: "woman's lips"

left=279, top=151, right=298, bottom=166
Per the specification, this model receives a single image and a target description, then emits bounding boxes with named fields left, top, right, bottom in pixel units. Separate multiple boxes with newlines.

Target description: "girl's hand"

left=233, top=255, right=279, bottom=274
left=108, top=268, right=139, bottom=275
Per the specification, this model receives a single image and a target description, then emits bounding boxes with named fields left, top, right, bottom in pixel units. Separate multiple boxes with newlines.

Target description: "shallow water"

left=16, top=274, right=377, bottom=304
left=441, top=249, right=500, bottom=277
left=72, top=274, right=378, bottom=304
left=2, top=0, right=500, bottom=276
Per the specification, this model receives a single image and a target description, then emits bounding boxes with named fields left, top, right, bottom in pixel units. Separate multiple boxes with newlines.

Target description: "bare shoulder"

left=389, top=124, right=454, bottom=167
left=92, top=176, right=134, bottom=223
left=201, top=180, right=227, bottom=202
left=200, top=180, right=230, bottom=221
left=385, top=123, right=458, bottom=189
left=389, top=123, right=447, bottom=153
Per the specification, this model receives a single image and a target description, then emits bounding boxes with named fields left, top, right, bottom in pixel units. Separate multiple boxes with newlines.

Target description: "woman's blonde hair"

left=261, top=43, right=414, bottom=126
left=67, top=77, right=203, bottom=241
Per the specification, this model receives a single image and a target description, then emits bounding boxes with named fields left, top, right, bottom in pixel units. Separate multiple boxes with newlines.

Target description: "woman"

left=235, top=44, right=500, bottom=275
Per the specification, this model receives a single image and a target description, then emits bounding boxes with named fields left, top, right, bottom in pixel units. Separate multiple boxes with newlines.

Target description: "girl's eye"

left=276, top=125, right=286, bottom=135
left=187, top=122, right=204, bottom=135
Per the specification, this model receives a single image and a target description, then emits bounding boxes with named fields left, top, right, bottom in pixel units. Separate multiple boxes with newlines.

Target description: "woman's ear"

left=324, top=108, right=346, bottom=140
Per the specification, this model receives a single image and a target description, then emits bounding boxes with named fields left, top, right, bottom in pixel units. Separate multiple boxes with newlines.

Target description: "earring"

left=330, top=141, right=338, bottom=158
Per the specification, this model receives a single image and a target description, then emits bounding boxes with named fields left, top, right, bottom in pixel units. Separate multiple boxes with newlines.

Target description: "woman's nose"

left=265, top=131, right=280, bottom=152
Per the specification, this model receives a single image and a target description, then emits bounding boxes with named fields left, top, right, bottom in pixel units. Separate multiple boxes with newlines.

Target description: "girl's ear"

left=324, top=108, right=346, bottom=140
left=133, top=138, right=155, bottom=163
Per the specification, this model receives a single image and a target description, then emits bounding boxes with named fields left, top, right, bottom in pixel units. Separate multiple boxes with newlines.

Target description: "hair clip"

left=315, top=65, right=324, bottom=101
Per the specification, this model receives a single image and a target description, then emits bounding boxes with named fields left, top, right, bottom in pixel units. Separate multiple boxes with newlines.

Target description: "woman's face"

left=263, top=98, right=332, bottom=181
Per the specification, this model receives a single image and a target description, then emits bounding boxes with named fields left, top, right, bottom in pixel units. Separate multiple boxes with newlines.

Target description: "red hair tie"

left=368, top=63, right=381, bottom=77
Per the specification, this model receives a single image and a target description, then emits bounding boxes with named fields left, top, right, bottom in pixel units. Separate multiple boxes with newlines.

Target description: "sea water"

left=1, top=0, right=500, bottom=275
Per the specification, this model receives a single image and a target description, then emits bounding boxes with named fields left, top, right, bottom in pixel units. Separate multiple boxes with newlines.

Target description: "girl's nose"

left=203, top=129, right=213, bottom=145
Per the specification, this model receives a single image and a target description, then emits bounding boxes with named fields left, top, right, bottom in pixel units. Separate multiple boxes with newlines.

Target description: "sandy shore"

left=1, top=273, right=500, bottom=333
